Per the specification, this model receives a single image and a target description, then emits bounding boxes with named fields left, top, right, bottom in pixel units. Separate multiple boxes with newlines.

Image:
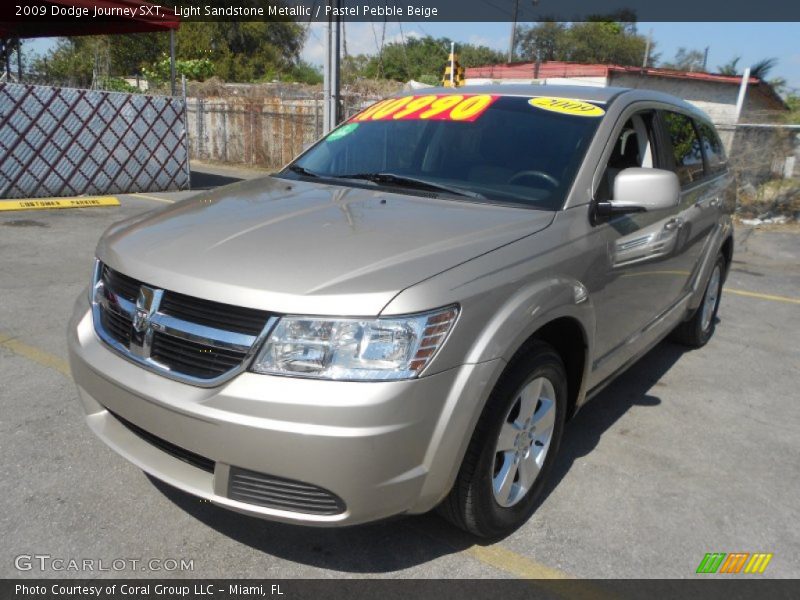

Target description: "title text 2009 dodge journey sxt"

left=69, top=86, right=734, bottom=537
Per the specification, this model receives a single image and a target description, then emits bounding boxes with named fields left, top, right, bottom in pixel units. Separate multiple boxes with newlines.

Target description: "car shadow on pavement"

left=527, top=340, right=688, bottom=517
left=189, top=170, right=243, bottom=190
left=148, top=339, right=690, bottom=572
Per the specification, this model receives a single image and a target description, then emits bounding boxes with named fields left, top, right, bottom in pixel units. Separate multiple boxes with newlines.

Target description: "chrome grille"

left=91, top=260, right=275, bottom=386
left=159, top=290, right=267, bottom=336
left=102, top=264, right=139, bottom=303
left=151, top=332, right=247, bottom=379
left=228, top=467, right=346, bottom=515
left=100, top=305, right=133, bottom=346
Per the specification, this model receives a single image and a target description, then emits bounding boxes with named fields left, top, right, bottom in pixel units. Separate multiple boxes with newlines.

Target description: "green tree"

left=175, top=22, right=304, bottom=82
left=662, top=47, right=706, bottom=72
left=565, top=21, right=650, bottom=65
left=516, top=21, right=567, bottom=62
left=717, top=56, right=741, bottom=75
left=783, top=92, right=800, bottom=124
left=515, top=19, right=652, bottom=66
left=31, top=37, right=106, bottom=86
left=30, top=22, right=307, bottom=86
left=718, top=56, right=780, bottom=85
left=341, top=54, right=371, bottom=84
left=358, top=36, right=503, bottom=82
left=749, top=57, right=778, bottom=80
left=457, top=43, right=506, bottom=68
left=143, top=57, right=215, bottom=83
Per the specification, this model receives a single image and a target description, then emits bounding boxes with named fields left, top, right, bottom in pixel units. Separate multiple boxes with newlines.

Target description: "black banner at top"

left=3, top=0, right=800, bottom=25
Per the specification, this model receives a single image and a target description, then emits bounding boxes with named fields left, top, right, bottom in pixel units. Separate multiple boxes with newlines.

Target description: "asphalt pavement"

left=1, top=163, right=798, bottom=579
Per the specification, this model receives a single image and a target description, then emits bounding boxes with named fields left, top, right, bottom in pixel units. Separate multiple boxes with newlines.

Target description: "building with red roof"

left=465, top=61, right=787, bottom=126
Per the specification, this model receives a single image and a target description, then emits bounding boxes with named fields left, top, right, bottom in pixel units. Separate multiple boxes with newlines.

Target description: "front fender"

left=398, top=277, right=596, bottom=513
left=463, top=276, right=595, bottom=367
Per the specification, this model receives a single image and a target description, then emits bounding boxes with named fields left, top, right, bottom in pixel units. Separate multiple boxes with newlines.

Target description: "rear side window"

left=696, top=121, right=727, bottom=175
left=662, top=111, right=704, bottom=186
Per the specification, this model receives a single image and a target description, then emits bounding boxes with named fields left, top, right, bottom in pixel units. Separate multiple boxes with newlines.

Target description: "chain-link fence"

left=722, top=123, right=800, bottom=220
left=0, top=82, right=189, bottom=199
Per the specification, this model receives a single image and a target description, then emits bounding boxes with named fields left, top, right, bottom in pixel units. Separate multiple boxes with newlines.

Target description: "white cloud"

left=301, top=22, right=427, bottom=66
left=467, top=34, right=506, bottom=51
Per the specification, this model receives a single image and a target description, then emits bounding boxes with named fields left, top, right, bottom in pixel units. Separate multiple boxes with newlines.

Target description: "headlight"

left=251, top=306, right=458, bottom=381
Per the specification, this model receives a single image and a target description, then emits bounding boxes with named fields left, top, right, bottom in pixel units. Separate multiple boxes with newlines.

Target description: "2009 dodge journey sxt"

left=69, top=85, right=734, bottom=537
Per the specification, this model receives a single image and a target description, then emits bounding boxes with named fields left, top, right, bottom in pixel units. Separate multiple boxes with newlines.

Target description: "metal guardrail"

left=0, top=82, right=190, bottom=199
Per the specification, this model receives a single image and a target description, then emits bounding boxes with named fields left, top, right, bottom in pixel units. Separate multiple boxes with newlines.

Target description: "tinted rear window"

left=697, top=121, right=728, bottom=175
left=662, top=111, right=705, bottom=186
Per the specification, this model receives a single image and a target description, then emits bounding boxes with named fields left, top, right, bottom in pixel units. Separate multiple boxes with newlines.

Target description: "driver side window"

left=596, top=112, right=658, bottom=201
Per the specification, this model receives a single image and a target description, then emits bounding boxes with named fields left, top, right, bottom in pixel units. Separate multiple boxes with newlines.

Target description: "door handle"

left=664, top=217, right=684, bottom=231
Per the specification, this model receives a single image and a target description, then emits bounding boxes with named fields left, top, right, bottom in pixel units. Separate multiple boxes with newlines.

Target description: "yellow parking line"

left=725, top=288, right=800, bottom=306
left=0, top=333, right=70, bottom=377
left=464, top=543, right=568, bottom=579
left=462, top=544, right=614, bottom=599
left=132, top=193, right=175, bottom=204
left=0, top=196, right=119, bottom=211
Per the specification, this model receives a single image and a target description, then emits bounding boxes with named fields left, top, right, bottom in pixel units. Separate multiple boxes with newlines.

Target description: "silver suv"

left=69, top=86, right=734, bottom=537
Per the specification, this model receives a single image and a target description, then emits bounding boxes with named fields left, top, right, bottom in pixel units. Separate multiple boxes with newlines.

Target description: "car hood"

left=98, top=176, right=554, bottom=315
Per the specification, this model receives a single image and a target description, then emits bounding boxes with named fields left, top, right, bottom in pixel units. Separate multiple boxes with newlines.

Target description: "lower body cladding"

left=68, top=298, right=501, bottom=526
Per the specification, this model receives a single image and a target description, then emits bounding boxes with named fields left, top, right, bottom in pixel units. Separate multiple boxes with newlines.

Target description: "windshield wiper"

left=287, top=164, right=319, bottom=178
left=334, top=172, right=485, bottom=199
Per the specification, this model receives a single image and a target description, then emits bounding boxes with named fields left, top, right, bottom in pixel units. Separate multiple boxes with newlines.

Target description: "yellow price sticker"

left=529, top=97, right=606, bottom=117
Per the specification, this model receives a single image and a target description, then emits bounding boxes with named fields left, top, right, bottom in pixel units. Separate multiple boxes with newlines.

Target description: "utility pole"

left=332, top=8, right=340, bottom=125
left=642, top=29, right=653, bottom=68
left=323, top=16, right=331, bottom=133
left=3, top=38, right=10, bottom=80
left=702, top=46, right=709, bottom=71
left=16, top=38, right=22, bottom=82
left=507, top=0, right=519, bottom=63
left=169, top=29, right=177, bottom=96
left=323, top=0, right=342, bottom=134
left=735, top=67, right=751, bottom=123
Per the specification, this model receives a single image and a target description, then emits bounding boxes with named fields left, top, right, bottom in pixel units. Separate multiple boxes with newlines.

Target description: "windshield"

left=282, top=94, right=605, bottom=210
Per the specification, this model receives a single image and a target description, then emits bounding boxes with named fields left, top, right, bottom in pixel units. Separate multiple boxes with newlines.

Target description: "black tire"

left=671, top=254, right=725, bottom=348
left=438, top=340, right=567, bottom=538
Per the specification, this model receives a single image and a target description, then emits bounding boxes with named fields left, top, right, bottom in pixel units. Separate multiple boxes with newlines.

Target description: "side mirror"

left=595, top=168, right=680, bottom=218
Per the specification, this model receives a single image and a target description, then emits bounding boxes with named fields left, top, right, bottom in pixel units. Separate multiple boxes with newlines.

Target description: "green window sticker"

left=326, top=123, right=359, bottom=141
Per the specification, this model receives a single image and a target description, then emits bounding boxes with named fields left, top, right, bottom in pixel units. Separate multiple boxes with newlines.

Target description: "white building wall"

left=608, top=73, right=780, bottom=126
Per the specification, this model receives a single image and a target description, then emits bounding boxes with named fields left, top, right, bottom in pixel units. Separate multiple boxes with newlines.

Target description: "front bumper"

left=68, top=294, right=501, bottom=526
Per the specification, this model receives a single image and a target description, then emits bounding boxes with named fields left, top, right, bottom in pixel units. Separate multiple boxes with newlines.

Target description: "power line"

left=369, top=19, right=387, bottom=78
left=397, top=22, right=411, bottom=79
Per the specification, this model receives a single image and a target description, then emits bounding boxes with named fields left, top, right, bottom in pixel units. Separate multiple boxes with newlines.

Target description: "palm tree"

left=717, top=56, right=778, bottom=80
left=717, top=56, right=740, bottom=76
left=749, top=57, right=778, bottom=80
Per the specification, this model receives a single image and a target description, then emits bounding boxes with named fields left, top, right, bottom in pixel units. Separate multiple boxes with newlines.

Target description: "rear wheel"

left=671, top=254, right=725, bottom=348
left=439, top=341, right=567, bottom=538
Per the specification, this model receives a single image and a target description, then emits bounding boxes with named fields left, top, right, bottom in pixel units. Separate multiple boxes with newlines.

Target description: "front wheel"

left=671, top=254, right=725, bottom=348
left=439, top=341, right=567, bottom=538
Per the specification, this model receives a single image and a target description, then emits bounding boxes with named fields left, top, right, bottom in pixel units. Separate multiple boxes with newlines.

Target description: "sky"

left=301, top=21, right=800, bottom=92
left=25, top=21, right=800, bottom=92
